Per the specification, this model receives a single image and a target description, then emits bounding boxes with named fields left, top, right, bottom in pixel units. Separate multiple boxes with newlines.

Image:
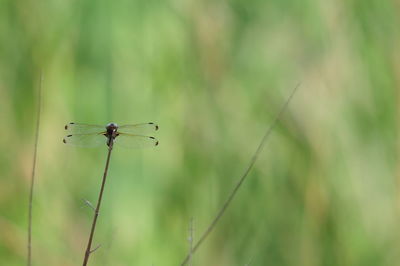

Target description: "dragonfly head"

left=106, top=122, right=118, bottom=135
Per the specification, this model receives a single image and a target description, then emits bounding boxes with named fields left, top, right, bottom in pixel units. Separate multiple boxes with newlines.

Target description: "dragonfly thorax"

left=106, top=123, right=118, bottom=136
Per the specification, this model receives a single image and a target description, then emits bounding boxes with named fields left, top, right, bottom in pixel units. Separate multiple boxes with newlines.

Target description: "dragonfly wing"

left=63, top=133, right=107, bottom=147
left=65, top=123, right=105, bottom=134
left=118, top=123, right=159, bottom=135
left=114, top=133, right=159, bottom=149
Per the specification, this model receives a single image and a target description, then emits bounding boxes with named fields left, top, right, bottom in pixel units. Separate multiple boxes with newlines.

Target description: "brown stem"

left=82, top=141, right=114, bottom=266
left=179, top=84, right=299, bottom=265
left=27, top=73, right=42, bottom=266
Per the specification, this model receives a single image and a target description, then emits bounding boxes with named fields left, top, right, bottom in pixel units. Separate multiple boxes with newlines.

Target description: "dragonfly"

left=63, top=122, right=159, bottom=148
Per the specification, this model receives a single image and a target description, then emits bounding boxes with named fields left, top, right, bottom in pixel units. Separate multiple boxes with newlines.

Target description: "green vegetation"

left=0, top=0, right=398, bottom=265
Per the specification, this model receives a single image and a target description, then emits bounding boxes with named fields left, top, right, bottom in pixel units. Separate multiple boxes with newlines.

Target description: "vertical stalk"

left=82, top=140, right=114, bottom=266
left=188, top=217, right=194, bottom=266
left=28, top=73, right=42, bottom=266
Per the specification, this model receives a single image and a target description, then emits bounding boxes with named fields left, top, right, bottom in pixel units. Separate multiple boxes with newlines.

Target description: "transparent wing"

left=63, top=133, right=107, bottom=147
left=114, top=133, right=159, bottom=149
left=118, top=122, right=159, bottom=135
left=65, top=123, right=105, bottom=134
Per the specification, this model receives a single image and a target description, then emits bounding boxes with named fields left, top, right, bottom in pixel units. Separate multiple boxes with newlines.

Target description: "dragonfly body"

left=105, top=122, right=118, bottom=147
left=63, top=122, right=159, bottom=148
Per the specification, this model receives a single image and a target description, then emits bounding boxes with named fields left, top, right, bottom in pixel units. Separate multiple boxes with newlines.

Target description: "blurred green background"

left=1, top=0, right=399, bottom=265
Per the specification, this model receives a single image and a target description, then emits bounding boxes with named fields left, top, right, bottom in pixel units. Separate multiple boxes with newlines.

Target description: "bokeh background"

left=1, top=0, right=399, bottom=265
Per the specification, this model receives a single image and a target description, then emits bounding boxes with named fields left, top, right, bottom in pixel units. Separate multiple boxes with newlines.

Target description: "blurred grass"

left=0, top=0, right=399, bottom=265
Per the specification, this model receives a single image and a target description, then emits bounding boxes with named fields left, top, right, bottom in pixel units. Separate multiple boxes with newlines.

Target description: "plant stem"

left=27, top=73, right=42, bottom=266
left=82, top=141, right=114, bottom=266
left=179, top=84, right=299, bottom=266
left=188, top=217, right=194, bottom=266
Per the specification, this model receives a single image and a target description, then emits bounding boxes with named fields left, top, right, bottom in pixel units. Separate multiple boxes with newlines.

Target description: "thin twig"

left=90, top=244, right=102, bottom=254
left=27, top=73, right=43, bottom=266
left=179, top=84, right=300, bottom=265
left=82, top=198, right=96, bottom=212
left=82, top=141, right=114, bottom=266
